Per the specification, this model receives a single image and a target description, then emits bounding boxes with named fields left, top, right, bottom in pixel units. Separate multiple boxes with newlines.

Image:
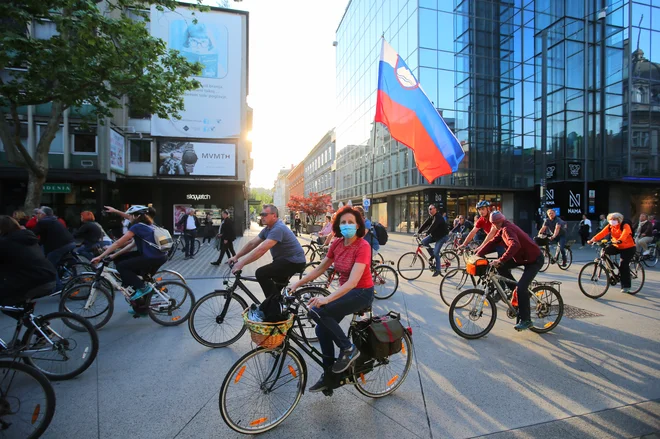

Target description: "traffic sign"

left=363, top=198, right=371, bottom=208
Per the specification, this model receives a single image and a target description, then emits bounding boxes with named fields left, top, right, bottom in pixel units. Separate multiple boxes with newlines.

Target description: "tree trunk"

left=25, top=171, right=47, bottom=212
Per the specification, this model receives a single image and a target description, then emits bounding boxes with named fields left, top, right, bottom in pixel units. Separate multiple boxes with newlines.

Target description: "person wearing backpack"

left=588, top=212, right=636, bottom=293
left=91, top=205, right=168, bottom=316
left=355, top=206, right=380, bottom=255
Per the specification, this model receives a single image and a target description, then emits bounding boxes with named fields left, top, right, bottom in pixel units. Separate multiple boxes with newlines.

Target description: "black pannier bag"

left=352, top=311, right=406, bottom=360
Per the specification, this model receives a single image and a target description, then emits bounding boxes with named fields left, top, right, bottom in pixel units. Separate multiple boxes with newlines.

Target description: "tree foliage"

left=0, top=0, right=205, bottom=210
left=287, top=193, right=332, bottom=225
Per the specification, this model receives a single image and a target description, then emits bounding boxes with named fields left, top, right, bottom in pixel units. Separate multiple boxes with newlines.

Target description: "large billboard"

left=150, top=6, right=244, bottom=138
left=109, top=129, right=125, bottom=173
left=157, top=140, right=236, bottom=177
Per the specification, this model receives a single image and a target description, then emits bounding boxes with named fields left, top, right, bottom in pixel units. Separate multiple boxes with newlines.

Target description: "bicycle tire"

left=374, top=252, right=385, bottom=264
left=153, top=269, right=187, bottom=284
left=578, top=261, right=610, bottom=299
left=396, top=252, right=425, bottom=281
left=167, top=240, right=179, bottom=261
left=528, top=285, right=563, bottom=333
left=301, top=245, right=316, bottom=263
left=59, top=283, right=114, bottom=331
left=61, top=272, right=114, bottom=300
left=60, top=262, right=95, bottom=286
left=192, top=239, right=201, bottom=256
left=439, top=268, right=478, bottom=307
left=148, top=281, right=196, bottom=326
left=628, top=260, right=645, bottom=295
left=353, top=331, right=413, bottom=398
left=558, top=248, right=572, bottom=270
left=298, top=261, right=320, bottom=280
left=642, top=247, right=658, bottom=268
left=188, top=291, right=249, bottom=348
left=21, top=312, right=99, bottom=381
left=449, top=289, right=497, bottom=340
left=290, top=286, right=330, bottom=342
left=219, top=347, right=305, bottom=434
left=539, top=248, right=551, bottom=272
left=0, top=360, right=56, bottom=439
left=438, top=250, right=461, bottom=276
left=372, top=265, right=399, bottom=300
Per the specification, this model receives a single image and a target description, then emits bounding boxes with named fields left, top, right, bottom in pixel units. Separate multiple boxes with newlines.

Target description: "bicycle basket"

left=466, top=257, right=489, bottom=276
left=534, top=236, right=550, bottom=246
left=242, top=309, right=294, bottom=349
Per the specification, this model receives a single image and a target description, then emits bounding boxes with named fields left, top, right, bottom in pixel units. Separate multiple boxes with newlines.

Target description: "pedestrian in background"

left=599, top=214, right=607, bottom=230
left=177, top=208, right=200, bottom=260
left=578, top=214, right=592, bottom=248
left=211, top=210, right=236, bottom=266
left=202, top=212, right=215, bottom=245
left=12, top=210, right=28, bottom=227
left=294, top=214, right=302, bottom=236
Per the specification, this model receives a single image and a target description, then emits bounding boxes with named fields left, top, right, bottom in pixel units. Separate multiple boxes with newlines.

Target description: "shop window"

left=130, top=139, right=151, bottom=162
left=72, top=133, right=97, bottom=154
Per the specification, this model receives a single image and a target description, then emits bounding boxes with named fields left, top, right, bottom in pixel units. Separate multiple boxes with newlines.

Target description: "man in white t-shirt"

left=176, top=208, right=200, bottom=259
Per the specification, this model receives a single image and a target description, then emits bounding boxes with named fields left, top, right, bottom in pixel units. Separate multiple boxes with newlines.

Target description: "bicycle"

left=59, top=259, right=195, bottom=330
left=638, top=241, right=658, bottom=268
left=188, top=270, right=329, bottom=348
left=396, top=234, right=460, bottom=280
left=578, top=240, right=645, bottom=299
left=536, top=236, right=573, bottom=272
left=56, top=250, right=95, bottom=289
left=167, top=234, right=201, bottom=260
left=0, top=359, right=56, bottom=439
left=298, top=259, right=399, bottom=300
left=448, top=262, right=564, bottom=339
left=218, top=291, right=413, bottom=434
left=0, top=282, right=99, bottom=381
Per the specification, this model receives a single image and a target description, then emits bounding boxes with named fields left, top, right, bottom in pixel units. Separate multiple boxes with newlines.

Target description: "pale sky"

left=227, top=0, right=350, bottom=188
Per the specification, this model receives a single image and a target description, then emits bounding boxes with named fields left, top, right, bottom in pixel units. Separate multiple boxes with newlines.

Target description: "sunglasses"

left=259, top=212, right=272, bottom=217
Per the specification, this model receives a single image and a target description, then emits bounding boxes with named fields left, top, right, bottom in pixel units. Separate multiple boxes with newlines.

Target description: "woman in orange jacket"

left=588, top=212, right=636, bottom=293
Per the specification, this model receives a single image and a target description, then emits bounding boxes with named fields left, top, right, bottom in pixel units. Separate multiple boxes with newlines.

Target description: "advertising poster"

left=173, top=204, right=191, bottom=234
left=150, top=6, right=243, bottom=138
left=110, top=129, right=125, bottom=173
left=158, top=140, right=236, bottom=177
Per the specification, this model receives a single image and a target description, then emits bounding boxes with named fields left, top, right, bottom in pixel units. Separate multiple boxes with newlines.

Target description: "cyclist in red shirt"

left=290, top=206, right=374, bottom=392
left=461, top=200, right=504, bottom=257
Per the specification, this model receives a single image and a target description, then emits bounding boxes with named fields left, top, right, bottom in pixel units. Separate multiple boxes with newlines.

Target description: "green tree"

left=0, top=0, right=205, bottom=210
left=248, top=187, right=274, bottom=216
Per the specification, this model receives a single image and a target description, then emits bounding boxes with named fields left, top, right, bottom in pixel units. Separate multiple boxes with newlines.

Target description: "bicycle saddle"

left=354, top=306, right=372, bottom=316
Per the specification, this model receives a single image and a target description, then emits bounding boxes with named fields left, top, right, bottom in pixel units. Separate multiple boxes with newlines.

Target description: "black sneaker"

left=432, top=271, right=441, bottom=277
left=332, top=344, right=360, bottom=374
left=308, top=375, right=327, bottom=393
left=210, top=261, right=220, bottom=266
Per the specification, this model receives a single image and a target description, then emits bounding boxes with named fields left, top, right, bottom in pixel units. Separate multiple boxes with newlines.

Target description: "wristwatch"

left=181, top=143, right=198, bottom=174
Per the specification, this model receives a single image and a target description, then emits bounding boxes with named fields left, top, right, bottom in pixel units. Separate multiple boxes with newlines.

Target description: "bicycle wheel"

left=372, top=265, right=399, bottom=300
left=0, top=360, right=56, bottom=439
left=628, top=260, right=645, bottom=295
left=290, top=287, right=329, bottom=342
left=60, top=262, right=94, bottom=287
left=188, top=291, right=248, bottom=348
left=22, top=312, right=99, bottom=381
left=439, top=268, right=478, bottom=307
left=528, top=285, right=563, bottom=333
left=642, top=246, right=658, bottom=268
left=353, top=331, right=413, bottom=398
left=438, top=250, right=461, bottom=276
left=192, top=239, right=201, bottom=256
left=539, top=248, right=551, bottom=272
left=558, top=248, right=573, bottom=270
left=148, top=281, right=195, bottom=326
left=396, top=252, right=425, bottom=281
left=449, top=289, right=497, bottom=339
left=374, top=253, right=385, bottom=264
left=61, top=273, right=114, bottom=301
left=59, top=283, right=114, bottom=331
left=219, top=347, right=305, bottom=434
left=578, top=261, right=610, bottom=299
left=301, top=245, right=316, bottom=263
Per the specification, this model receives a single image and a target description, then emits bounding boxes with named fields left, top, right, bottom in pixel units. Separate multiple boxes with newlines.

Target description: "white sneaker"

left=642, top=250, right=650, bottom=256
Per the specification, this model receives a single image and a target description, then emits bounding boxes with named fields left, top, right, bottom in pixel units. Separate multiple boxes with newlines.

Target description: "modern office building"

left=303, top=129, right=336, bottom=198
left=335, top=0, right=660, bottom=233
left=0, top=5, right=252, bottom=236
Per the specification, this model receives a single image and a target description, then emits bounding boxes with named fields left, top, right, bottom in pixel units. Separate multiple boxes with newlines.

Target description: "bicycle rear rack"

left=531, top=280, right=562, bottom=294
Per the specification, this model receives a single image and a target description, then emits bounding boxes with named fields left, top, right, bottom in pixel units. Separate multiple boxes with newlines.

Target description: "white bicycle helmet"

left=125, top=205, right=150, bottom=215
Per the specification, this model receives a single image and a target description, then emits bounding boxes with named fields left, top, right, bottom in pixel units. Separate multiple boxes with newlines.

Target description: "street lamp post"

left=541, top=28, right=548, bottom=216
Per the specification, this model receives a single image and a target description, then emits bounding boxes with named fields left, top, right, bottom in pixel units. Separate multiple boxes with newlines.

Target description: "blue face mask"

left=339, top=224, right=357, bottom=238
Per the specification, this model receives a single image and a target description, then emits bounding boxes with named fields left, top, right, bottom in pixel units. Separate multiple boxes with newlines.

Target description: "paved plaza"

left=5, top=223, right=659, bottom=438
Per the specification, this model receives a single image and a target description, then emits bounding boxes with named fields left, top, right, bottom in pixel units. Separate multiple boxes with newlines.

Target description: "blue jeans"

left=310, top=287, right=374, bottom=368
left=422, top=235, right=449, bottom=271
left=46, top=242, right=77, bottom=291
left=551, top=235, right=567, bottom=263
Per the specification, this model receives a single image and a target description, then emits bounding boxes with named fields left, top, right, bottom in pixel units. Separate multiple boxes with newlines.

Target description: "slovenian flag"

left=375, top=39, right=465, bottom=182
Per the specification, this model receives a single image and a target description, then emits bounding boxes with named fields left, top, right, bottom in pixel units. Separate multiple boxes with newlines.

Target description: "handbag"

left=213, top=236, right=221, bottom=251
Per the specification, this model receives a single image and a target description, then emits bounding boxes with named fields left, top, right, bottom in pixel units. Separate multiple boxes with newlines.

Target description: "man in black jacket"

left=417, top=204, right=449, bottom=276
left=211, top=210, right=237, bottom=265
left=176, top=208, right=200, bottom=260
left=0, top=216, right=57, bottom=306
left=32, top=206, right=76, bottom=292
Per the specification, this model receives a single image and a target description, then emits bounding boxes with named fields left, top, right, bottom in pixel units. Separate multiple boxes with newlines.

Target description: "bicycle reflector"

left=406, top=326, right=412, bottom=336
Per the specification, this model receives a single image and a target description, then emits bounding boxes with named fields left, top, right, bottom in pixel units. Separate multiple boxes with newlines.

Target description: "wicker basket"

left=242, top=309, right=294, bottom=349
